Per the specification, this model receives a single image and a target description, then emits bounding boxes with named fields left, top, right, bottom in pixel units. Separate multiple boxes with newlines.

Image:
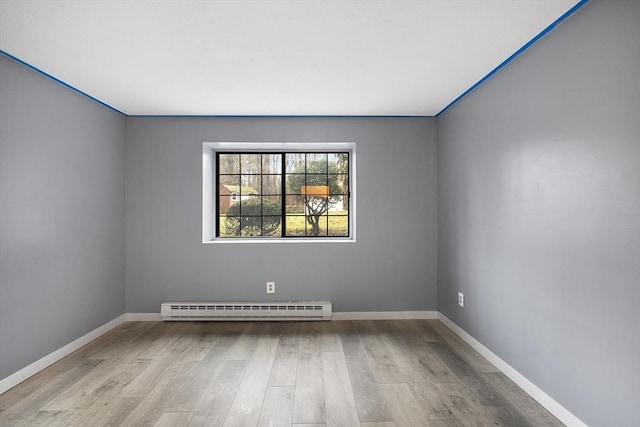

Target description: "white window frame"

left=202, top=142, right=356, bottom=243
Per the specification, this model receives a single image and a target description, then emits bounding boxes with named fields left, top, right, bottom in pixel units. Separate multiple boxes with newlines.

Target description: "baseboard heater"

left=160, top=301, right=332, bottom=321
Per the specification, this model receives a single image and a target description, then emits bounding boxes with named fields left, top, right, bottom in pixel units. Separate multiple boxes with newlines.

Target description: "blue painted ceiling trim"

left=1, top=50, right=126, bottom=116
left=127, top=114, right=432, bottom=118
left=435, top=0, right=590, bottom=118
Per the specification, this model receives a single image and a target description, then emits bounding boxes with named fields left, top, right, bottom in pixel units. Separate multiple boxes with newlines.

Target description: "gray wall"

left=125, top=117, right=438, bottom=313
left=3, top=2, right=636, bottom=424
left=0, top=55, right=126, bottom=379
left=437, top=1, right=639, bottom=426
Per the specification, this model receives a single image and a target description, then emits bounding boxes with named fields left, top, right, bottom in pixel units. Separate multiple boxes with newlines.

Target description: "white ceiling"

left=0, top=0, right=582, bottom=116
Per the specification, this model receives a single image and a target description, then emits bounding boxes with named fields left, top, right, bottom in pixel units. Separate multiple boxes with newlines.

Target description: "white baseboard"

left=0, top=314, right=128, bottom=395
left=125, top=312, right=162, bottom=321
left=332, top=310, right=438, bottom=320
left=437, top=313, right=587, bottom=427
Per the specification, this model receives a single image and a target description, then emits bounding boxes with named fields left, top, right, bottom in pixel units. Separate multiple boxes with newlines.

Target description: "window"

left=202, top=143, right=355, bottom=242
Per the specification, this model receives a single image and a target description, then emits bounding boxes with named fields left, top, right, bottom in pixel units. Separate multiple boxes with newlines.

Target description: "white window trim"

left=202, top=142, right=356, bottom=243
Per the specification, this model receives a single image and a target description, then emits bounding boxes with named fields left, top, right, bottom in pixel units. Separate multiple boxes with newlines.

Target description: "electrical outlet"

left=266, top=282, right=275, bottom=294
left=458, top=292, right=464, bottom=307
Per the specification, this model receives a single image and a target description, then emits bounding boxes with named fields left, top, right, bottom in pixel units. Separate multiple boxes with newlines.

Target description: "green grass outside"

left=219, top=211, right=348, bottom=237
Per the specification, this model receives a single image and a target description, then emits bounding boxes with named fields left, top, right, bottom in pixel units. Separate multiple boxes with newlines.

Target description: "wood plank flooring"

left=0, top=320, right=564, bottom=426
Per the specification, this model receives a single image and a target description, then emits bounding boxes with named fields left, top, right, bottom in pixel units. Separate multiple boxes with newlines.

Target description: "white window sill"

left=204, top=237, right=356, bottom=244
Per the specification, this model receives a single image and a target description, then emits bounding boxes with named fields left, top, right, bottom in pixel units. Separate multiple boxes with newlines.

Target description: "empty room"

left=0, top=0, right=638, bottom=426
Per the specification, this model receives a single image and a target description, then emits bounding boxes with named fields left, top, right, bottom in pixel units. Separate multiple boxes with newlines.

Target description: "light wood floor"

left=0, top=320, right=563, bottom=427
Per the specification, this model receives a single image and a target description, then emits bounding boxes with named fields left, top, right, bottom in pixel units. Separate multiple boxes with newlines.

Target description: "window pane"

left=328, top=213, right=348, bottom=236
left=285, top=215, right=305, bottom=236
left=286, top=174, right=304, bottom=195
left=335, top=174, right=349, bottom=195
left=263, top=195, right=282, bottom=211
left=262, top=175, right=281, bottom=195
left=262, top=154, right=281, bottom=174
left=327, top=152, right=340, bottom=168
left=218, top=176, right=241, bottom=215
left=262, top=216, right=282, bottom=237
left=329, top=152, right=348, bottom=174
left=219, top=204, right=240, bottom=237
left=329, top=194, right=348, bottom=212
left=304, top=214, right=328, bottom=237
left=263, top=196, right=282, bottom=235
left=240, top=154, right=261, bottom=174
left=238, top=196, right=261, bottom=211
left=241, top=175, right=261, bottom=195
left=286, top=153, right=305, bottom=173
left=240, top=216, right=262, bottom=237
left=219, top=174, right=240, bottom=187
left=266, top=197, right=283, bottom=236
left=219, top=154, right=240, bottom=174
left=303, top=194, right=328, bottom=213
left=306, top=153, right=327, bottom=173
left=220, top=214, right=240, bottom=237
left=286, top=195, right=304, bottom=214
left=327, top=175, right=341, bottom=196
left=305, top=174, right=328, bottom=187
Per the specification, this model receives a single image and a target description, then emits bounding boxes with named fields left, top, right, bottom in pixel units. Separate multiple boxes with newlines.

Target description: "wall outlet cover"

left=266, top=282, right=275, bottom=294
